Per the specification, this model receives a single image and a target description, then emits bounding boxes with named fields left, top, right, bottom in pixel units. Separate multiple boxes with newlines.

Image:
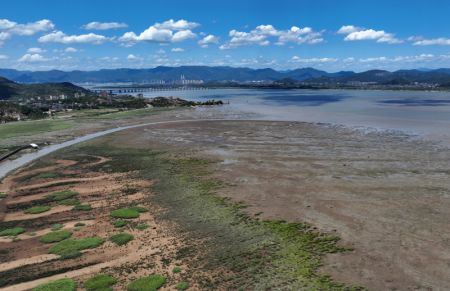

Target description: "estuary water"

left=141, top=88, right=450, bottom=142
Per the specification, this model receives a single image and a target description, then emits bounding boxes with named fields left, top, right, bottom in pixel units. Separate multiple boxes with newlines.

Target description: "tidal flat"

left=1, top=107, right=450, bottom=290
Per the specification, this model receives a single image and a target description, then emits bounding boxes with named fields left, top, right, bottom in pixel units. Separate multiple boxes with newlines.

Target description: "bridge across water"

left=91, top=86, right=210, bottom=94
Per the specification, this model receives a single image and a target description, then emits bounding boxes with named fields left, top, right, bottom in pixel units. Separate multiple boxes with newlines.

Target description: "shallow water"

left=142, top=88, right=450, bottom=142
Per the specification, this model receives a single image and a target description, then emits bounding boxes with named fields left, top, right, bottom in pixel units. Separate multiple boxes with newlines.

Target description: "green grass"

left=74, top=203, right=92, bottom=211
left=84, top=274, right=117, bottom=291
left=48, top=237, right=104, bottom=259
left=109, top=233, right=134, bottom=246
left=172, top=266, right=181, bottom=273
left=92, top=108, right=166, bottom=120
left=110, top=208, right=140, bottom=219
left=127, top=275, right=166, bottom=291
left=135, top=223, right=149, bottom=230
left=39, top=230, right=72, bottom=243
left=51, top=223, right=63, bottom=231
left=47, top=190, right=78, bottom=201
left=0, top=192, right=7, bottom=199
left=175, top=282, right=189, bottom=290
left=36, top=172, right=60, bottom=179
left=0, top=227, right=25, bottom=236
left=113, top=220, right=127, bottom=228
left=32, top=278, right=76, bottom=291
left=0, top=119, right=73, bottom=139
left=24, top=205, right=51, bottom=214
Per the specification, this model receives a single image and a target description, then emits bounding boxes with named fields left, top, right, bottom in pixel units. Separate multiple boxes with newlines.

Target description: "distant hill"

left=1, top=66, right=450, bottom=86
left=304, top=69, right=450, bottom=85
left=0, top=66, right=352, bottom=83
left=0, top=77, right=90, bottom=100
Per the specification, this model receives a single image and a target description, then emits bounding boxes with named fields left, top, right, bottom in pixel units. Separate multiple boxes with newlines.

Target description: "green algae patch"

left=25, top=205, right=51, bottom=214
left=47, top=190, right=78, bottom=201
left=84, top=274, right=117, bottom=291
left=111, top=208, right=140, bottom=219
left=32, top=278, right=76, bottom=291
left=0, top=227, right=25, bottom=236
left=49, top=237, right=104, bottom=259
left=127, top=275, right=166, bottom=291
left=109, top=232, right=134, bottom=246
left=39, top=230, right=72, bottom=243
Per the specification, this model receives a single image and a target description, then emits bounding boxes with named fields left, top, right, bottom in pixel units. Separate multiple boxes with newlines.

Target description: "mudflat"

left=116, top=120, right=450, bottom=290
left=1, top=118, right=449, bottom=290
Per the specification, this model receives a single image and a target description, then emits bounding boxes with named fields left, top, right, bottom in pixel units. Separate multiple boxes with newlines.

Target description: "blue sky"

left=1, top=0, right=450, bottom=72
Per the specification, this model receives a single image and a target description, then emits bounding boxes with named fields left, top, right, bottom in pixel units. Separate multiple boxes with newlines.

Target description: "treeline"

left=0, top=102, right=46, bottom=123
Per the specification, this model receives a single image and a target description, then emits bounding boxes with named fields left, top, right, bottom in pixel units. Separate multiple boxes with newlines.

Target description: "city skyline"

left=1, top=0, right=450, bottom=72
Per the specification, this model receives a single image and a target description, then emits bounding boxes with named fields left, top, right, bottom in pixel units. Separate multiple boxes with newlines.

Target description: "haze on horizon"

left=1, top=0, right=450, bottom=72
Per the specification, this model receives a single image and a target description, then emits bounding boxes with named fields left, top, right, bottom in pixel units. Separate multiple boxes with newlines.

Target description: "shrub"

left=32, top=278, right=76, bottom=291
left=111, top=208, right=140, bottom=219
left=47, top=190, right=78, bottom=201
left=74, top=222, right=86, bottom=227
left=39, top=230, right=72, bottom=243
left=113, top=220, right=127, bottom=228
left=25, top=205, right=51, bottom=214
left=172, top=266, right=181, bottom=273
left=74, top=204, right=92, bottom=211
left=0, top=192, right=7, bottom=199
left=110, top=233, right=134, bottom=246
left=127, top=275, right=166, bottom=291
left=51, top=223, right=63, bottom=231
left=84, top=274, right=117, bottom=291
left=49, top=237, right=104, bottom=259
left=175, top=282, right=189, bottom=290
left=0, top=227, right=25, bottom=236
left=58, top=199, right=81, bottom=206
left=135, top=223, right=149, bottom=230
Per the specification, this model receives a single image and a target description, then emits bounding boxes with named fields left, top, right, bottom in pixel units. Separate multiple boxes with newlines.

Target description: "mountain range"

left=1, top=66, right=450, bottom=86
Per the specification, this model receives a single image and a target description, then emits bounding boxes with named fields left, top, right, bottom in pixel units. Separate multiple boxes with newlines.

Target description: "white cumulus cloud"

left=198, top=34, right=219, bottom=48
left=18, top=53, right=47, bottom=62
left=337, top=25, right=360, bottom=34
left=0, top=19, right=54, bottom=45
left=338, top=25, right=402, bottom=44
left=83, top=21, right=128, bottom=30
left=154, top=19, right=199, bottom=30
left=127, top=54, right=142, bottom=61
left=412, top=37, right=450, bottom=46
left=118, top=19, right=199, bottom=46
left=39, top=31, right=108, bottom=44
left=0, top=54, right=8, bottom=60
left=220, top=24, right=323, bottom=49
